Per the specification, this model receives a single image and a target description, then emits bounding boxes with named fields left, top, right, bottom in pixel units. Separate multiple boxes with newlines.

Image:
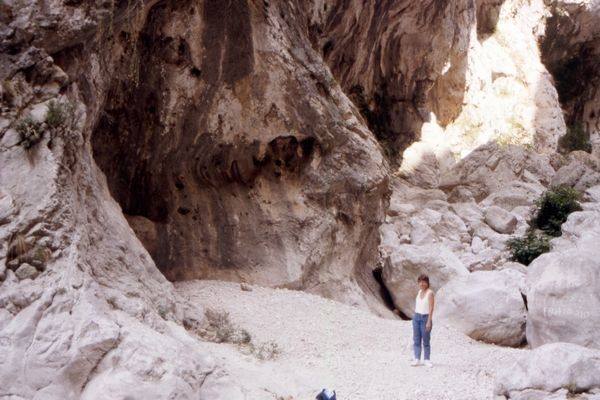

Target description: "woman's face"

left=419, top=280, right=429, bottom=291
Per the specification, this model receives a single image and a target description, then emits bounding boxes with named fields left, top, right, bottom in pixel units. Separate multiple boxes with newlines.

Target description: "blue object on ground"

left=316, top=388, right=337, bottom=400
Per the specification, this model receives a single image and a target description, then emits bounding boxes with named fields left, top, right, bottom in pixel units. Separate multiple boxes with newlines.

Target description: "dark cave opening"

left=372, top=266, right=408, bottom=319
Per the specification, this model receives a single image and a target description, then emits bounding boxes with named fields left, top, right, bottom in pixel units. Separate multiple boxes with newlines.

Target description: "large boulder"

left=439, top=144, right=555, bottom=200
left=398, top=141, right=442, bottom=189
left=408, top=207, right=470, bottom=250
left=378, top=223, right=403, bottom=259
left=473, top=223, right=512, bottom=251
left=584, top=184, right=600, bottom=202
left=382, top=244, right=469, bottom=317
left=0, top=191, right=17, bottom=225
left=436, top=270, right=526, bottom=347
left=526, top=211, right=600, bottom=349
left=550, top=152, right=600, bottom=192
left=450, top=201, right=485, bottom=232
left=484, top=206, right=518, bottom=234
left=460, top=245, right=505, bottom=272
left=389, top=178, right=448, bottom=207
left=480, top=181, right=545, bottom=211
left=497, top=261, right=528, bottom=277
left=494, top=342, right=600, bottom=399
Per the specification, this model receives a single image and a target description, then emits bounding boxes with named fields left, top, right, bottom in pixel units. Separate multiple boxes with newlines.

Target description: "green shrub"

left=531, top=185, right=582, bottom=236
left=45, top=100, right=67, bottom=128
left=506, top=231, right=551, bottom=266
left=157, top=304, right=169, bottom=320
left=15, top=117, right=43, bottom=149
left=558, top=123, right=592, bottom=153
left=506, top=185, right=582, bottom=264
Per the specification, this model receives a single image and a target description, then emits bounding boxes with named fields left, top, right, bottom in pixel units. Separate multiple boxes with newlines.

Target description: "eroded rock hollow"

left=83, top=0, right=391, bottom=310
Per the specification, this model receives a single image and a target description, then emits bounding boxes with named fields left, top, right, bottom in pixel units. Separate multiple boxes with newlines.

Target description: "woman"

left=411, top=274, right=434, bottom=367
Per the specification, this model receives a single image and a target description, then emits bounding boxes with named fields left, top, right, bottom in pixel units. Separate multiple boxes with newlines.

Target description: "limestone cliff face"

left=541, top=0, right=600, bottom=147
left=0, top=1, right=392, bottom=397
left=307, top=0, right=567, bottom=190
left=0, top=0, right=580, bottom=307
left=0, top=0, right=393, bottom=311
left=308, top=0, right=476, bottom=157
left=1, top=0, right=600, bottom=398
left=82, top=0, right=390, bottom=309
left=397, top=0, right=568, bottom=190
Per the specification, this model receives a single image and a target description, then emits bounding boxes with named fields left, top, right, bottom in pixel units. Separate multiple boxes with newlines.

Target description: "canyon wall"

left=1, top=0, right=599, bottom=398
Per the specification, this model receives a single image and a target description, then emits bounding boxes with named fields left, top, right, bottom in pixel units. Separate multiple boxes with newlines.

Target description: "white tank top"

left=415, top=289, right=431, bottom=315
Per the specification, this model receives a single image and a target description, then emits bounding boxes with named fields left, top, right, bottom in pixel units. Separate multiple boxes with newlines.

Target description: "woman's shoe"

left=410, top=359, right=420, bottom=367
left=424, top=360, right=433, bottom=368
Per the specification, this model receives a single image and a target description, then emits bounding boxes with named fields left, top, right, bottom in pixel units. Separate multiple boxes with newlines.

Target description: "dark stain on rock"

left=189, top=66, right=201, bottom=77
left=201, top=0, right=254, bottom=86
left=192, top=132, right=317, bottom=187
left=92, top=0, right=193, bottom=224
left=177, top=207, right=191, bottom=215
left=209, top=189, right=236, bottom=269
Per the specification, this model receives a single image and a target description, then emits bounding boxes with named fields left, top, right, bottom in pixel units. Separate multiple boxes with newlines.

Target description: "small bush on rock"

left=1, top=80, right=17, bottom=105
left=204, top=309, right=237, bottom=343
left=558, top=123, right=592, bottom=153
left=32, top=246, right=51, bottom=264
left=157, top=304, right=169, bottom=320
left=15, top=117, right=43, bottom=149
left=201, top=308, right=280, bottom=360
left=506, top=231, right=551, bottom=266
left=7, top=233, right=29, bottom=264
left=531, top=185, right=582, bottom=237
left=506, top=186, right=582, bottom=265
left=249, top=341, right=281, bottom=361
left=45, top=100, right=67, bottom=128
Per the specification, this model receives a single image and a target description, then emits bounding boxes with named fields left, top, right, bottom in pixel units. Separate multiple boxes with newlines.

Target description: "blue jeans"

left=412, top=313, right=431, bottom=360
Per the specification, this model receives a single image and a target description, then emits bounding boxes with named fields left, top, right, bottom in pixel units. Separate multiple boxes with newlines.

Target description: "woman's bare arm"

left=427, top=291, right=435, bottom=330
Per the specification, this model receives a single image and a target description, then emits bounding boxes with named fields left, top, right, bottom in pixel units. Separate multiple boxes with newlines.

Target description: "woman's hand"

left=426, top=319, right=432, bottom=332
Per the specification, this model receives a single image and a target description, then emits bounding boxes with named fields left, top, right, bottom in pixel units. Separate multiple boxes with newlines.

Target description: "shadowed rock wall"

left=83, top=0, right=390, bottom=310
left=541, top=0, right=600, bottom=148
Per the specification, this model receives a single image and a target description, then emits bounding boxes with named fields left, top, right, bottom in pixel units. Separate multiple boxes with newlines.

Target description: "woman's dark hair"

left=417, top=274, right=430, bottom=287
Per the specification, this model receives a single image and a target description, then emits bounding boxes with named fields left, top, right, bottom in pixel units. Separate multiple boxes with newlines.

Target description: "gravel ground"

left=176, top=280, right=524, bottom=400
